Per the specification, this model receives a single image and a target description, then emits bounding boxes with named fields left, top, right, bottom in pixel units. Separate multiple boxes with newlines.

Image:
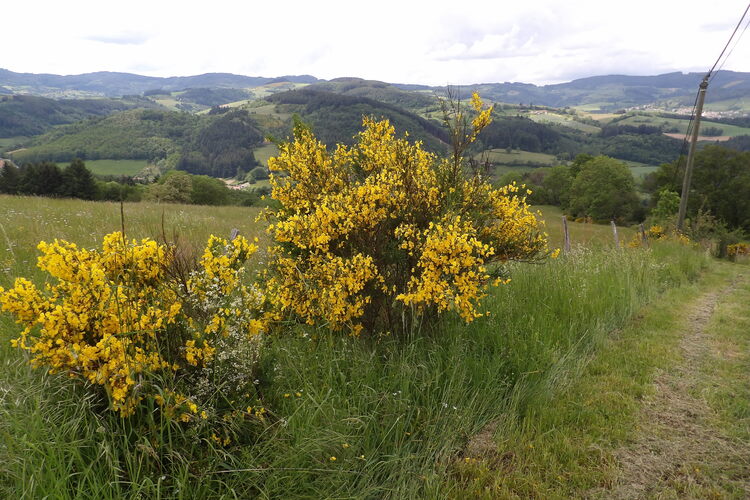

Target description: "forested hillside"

left=303, top=78, right=436, bottom=110
left=0, top=94, right=162, bottom=137
left=12, top=108, right=264, bottom=178
left=266, top=88, right=448, bottom=151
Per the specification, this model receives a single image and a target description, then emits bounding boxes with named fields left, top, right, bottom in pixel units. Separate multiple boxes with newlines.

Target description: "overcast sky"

left=4, top=0, right=750, bottom=85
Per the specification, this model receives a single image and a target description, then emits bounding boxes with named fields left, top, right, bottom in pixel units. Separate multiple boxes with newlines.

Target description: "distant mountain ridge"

left=435, top=71, right=750, bottom=110
left=2, top=68, right=750, bottom=111
left=0, top=69, right=319, bottom=97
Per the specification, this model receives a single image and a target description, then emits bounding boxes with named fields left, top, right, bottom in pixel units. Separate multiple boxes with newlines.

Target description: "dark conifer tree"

left=20, top=162, right=65, bottom=196
left=62, top=158, right=98, bottom=199
left=0, top=160, right=21, bottom=194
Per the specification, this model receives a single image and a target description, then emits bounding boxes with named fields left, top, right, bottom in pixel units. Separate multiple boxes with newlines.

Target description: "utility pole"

left=677, top=75, right=709, bottom=231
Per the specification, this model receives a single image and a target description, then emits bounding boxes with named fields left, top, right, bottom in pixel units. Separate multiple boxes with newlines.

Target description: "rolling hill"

left=0, top=94, right=163, bottom=137
left=302, top=78, right=437, bottom=111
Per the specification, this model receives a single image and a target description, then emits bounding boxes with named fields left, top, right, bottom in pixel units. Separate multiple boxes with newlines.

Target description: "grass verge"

left=447, top=261, right=746, bottom=499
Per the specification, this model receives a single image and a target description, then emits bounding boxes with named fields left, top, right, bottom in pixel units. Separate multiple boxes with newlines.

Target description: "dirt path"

left=605, top=275, right=750, bottom=499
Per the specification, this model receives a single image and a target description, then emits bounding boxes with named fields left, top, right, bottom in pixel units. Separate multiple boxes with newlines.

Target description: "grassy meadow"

left=0, top=196, right=267, bottom=287
left=0, top=195, right=719, bottom=498
left=0, top=136, right=29, bottom=150
left=622, top=161, right=660, bottom=179
left=536, top=205, right=635, bottom=249
left=253, top=143, right=280, bottom=168
left=478, top=149, right=558, bottom=166
left=526, top=112, right=601, bottom=133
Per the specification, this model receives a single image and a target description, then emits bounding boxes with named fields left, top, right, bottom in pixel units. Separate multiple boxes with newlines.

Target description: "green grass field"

left=63, top=159, right=150, bottom=176
left=0, top=195, right=722, bottom=498
left=0, top=196, right=266, bottom=286
left=703, top=97, right=750, bottom=113
left=246, top=103, right=294, bottom=121
left=150, top=95, right=182, bottom=111
left=629, top=164, right=659, bottom=179
left=249, top=178, right=272, bottom=190
left=253, top=143, right=279, bottom=167
left=536, top=205, right=636, bottom=249
left=571, top=103, right=613, bottom=112
left=492, top=165, right=538, bottom=178
left=0, top=136, right=29, bottom=150
left=479, top=149, right=558, bottom=166
left=526, top=112, right=601, bottom=133
left=580, top=112, right=621, bottom=123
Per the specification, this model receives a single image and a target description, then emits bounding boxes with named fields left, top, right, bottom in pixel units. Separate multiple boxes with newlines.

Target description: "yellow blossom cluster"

left=469, top=92, right=493, bottom=142
left=397, top=215, right=494, bottom=321
left=628, top=225, right=691, bottom=248
left=647, top=225, right=666, bottom=240
left=266, top=250, right=379, bottom=336
left=193, top=234, right=257, bottom=296
left=265, top=94, right=552, bottom=334
left=0, top=232, right=265, bottom=417
left=727, top=242, right=749, bottom=258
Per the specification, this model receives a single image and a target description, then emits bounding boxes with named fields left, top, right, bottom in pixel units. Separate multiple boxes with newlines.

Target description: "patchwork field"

left=618, top=114, right=750, bottom=137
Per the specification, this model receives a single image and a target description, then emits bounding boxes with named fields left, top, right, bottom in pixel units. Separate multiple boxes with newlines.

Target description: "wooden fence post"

left=230, top=228, right=240, bottom=240
left=562, top=215, right=571, bottom=253
left=639, top=223, right=649, bottom=248
left=611, top=220, right=620, bottom=248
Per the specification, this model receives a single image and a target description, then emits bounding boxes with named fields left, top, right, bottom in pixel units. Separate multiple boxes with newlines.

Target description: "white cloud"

left=85, top=31, right=152, bottom=46
left=3, top=0, right=750, bottom=85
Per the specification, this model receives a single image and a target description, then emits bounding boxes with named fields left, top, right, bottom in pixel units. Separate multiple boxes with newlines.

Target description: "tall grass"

left=222, top=243, right=707, bottom=498
left=0, top=195, right=710, bottom=498
left=0, top=195, right=266, bottom=287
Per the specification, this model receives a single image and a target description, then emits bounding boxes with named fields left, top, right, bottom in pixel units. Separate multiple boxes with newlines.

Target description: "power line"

left=672, top=2, right=750, bottom=186
left=707, top=2, right=750, bottom=79
left=675, top=3, right=749, bottom=230
left=670, top=87, right=700, bottom=188
left=710, top=15, right=750, bottom=83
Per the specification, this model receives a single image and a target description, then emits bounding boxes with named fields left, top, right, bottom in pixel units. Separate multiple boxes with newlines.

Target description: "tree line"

left=499, top=144, right=749, bottom=240
left=0, top=159, right=269, bottom=207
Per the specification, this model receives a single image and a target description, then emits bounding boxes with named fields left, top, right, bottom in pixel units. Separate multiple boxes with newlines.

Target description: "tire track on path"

left=605, top=273, right=749, bottom=499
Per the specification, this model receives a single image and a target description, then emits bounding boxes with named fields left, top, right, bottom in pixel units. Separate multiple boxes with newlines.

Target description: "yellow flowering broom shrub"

left=0, top=232, right=267, bottom=427
left=265, top=93, right=552, bottom=335
left=727, top=242, right=749, bottom=259
left=627, top=224, right=691, bottom=248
